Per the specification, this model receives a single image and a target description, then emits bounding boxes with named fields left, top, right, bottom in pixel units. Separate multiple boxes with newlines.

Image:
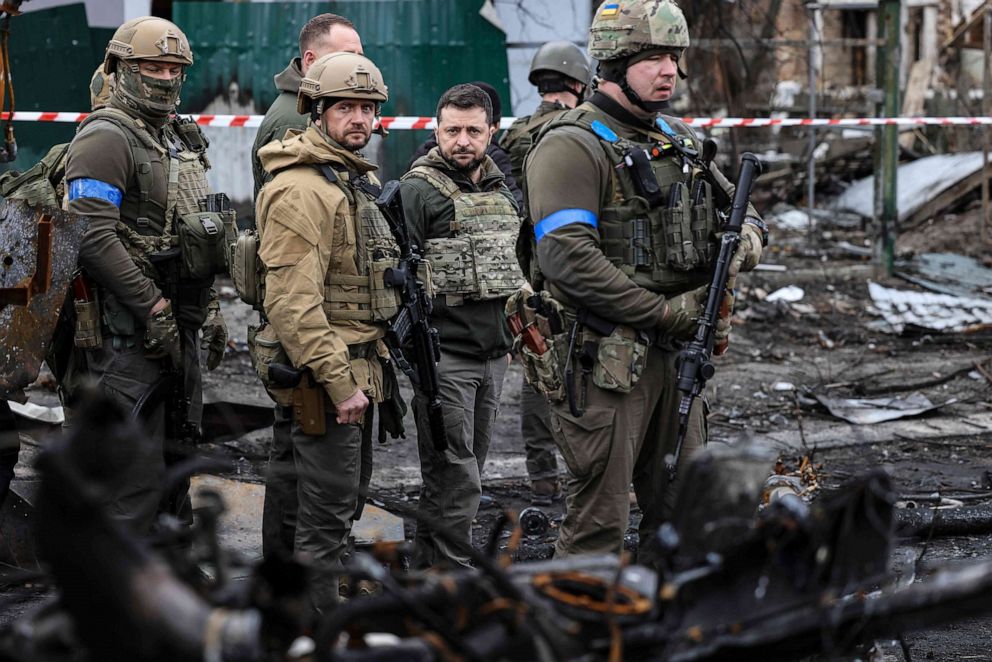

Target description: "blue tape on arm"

left=68, top=178, right=123, bottom=207
left=535, top=209, right=598, bottom=242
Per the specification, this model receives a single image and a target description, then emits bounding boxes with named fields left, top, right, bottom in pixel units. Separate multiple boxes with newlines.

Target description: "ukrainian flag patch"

left=601, top=3, right=620, bottom=17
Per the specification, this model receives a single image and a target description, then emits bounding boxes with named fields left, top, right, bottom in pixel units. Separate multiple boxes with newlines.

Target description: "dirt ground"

left=2, top=203, right=992, bottom=660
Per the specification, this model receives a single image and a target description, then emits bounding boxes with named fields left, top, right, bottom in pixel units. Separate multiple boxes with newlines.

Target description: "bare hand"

left=150, top=297, right=170, bottom=315
left=335, top=389, right=369, bottom=425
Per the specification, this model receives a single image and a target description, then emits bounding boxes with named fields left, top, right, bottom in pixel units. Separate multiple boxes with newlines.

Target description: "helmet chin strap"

left=618, top=74, right=671, bottom=113
left=599, top=58, right=672, bottom=114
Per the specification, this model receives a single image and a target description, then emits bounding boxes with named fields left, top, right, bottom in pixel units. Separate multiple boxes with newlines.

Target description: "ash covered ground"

left=2, top=205, right=992, bottom=661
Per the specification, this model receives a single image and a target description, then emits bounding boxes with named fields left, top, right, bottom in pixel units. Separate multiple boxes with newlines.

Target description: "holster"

left=293, top=374, right=326, bottom=436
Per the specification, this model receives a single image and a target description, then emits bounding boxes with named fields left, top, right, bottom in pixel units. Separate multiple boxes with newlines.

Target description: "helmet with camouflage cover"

left=297, top=52, right=388, bottom=116
left=529, top=41, right=591, bottom=88
left=89, top=64, right=113, bottom=111
left=588, top=0, right=689, bottom=62
left=588, top=0, right=689, bottom=113
left=104, top=17, right=193, bottom=120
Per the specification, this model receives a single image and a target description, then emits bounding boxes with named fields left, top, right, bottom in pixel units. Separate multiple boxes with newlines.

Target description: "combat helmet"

left=588, top=0, right=689, bottom=113
left=104, top=17, right=193, bottom=119
left=297, top=52, right=388, bottom=117
left=528, top=41, right=592, bottom=94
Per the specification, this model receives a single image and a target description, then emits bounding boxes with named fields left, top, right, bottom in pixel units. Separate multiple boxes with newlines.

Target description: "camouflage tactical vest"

left=535, top=104, right=721, bottom=295
left=403, top=166, right=521, bottom=305
left=320, top=166, right=402, bottom=324
left=501, top=105, right=565, bottom=186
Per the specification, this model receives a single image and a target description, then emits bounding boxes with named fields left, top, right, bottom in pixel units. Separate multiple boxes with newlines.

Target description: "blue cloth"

left=68, top=178, right=123, bottom=207
left=535, top=208, right=597, bottom=242
left=590, top=119, right=619, bottom=143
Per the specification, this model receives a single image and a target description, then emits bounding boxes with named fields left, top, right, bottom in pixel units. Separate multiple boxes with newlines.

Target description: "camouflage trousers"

left=413, top=350, right=508, bottom=569
left=549, top=344, right=706, bottom=564
left=521, top=381, right=557, bottom=481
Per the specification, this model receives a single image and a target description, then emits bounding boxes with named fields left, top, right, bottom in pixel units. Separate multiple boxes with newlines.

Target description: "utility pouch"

left=689, top=176, right=717, bottom=267
left=247, top=323, right=293, bottom=407
left=73, top=296, right=103, bottom=349
left=369, top=257, right=402, bottom=322
left=101, top=291, right=137, bottom=338
left=657, top=181, right=697, bottom=272
left=521, top=343, right=566, bottom=402
left=591, top=325, right=647, bottom=393
left=233, top=229, right=264, bottom=308
left=624, top=147, right=665, bottom=208
left=176, top=211, right=231, bottom=280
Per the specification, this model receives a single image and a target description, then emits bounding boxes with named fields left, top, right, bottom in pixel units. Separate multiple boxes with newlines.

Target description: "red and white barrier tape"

left=5, top=111, right=992, bottom=129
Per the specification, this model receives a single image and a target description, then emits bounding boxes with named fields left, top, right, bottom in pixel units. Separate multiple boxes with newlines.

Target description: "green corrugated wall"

left=174, top=0, right=511, bottom=178
left=1, top=4, right=101, bottom=171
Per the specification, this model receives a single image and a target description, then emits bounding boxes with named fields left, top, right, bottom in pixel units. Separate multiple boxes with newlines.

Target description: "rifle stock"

left=666, top=153, right=762, bottom=480
left=376, top=181, right=448, bottom=452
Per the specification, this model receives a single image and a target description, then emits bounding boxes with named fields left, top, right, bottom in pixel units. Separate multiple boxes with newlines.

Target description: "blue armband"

left=68, top=178, right=123, bottom=207
left=534, top=209, right=598, bottom=242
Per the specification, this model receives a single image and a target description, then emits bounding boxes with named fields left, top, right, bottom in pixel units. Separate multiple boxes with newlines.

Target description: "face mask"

left=113, top=63, right=184, bottom=121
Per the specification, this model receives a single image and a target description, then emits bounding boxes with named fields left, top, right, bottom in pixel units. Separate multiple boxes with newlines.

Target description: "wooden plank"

left=900, top=59, right=935, bottom=150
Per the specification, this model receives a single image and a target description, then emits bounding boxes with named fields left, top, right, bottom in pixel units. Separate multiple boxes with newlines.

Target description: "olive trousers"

left=413, top=350, right=508, bottom=569
left=292, top=406, right=373, bottom=613
left=521, top=382, right=558, bottom=481
left=549, top=344, right=705, bottom=564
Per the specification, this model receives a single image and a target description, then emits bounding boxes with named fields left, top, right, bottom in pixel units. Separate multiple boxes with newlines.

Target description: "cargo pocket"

left=247, top=323, right=293, bottom=407
left=550, top=405, right=615, bottom=479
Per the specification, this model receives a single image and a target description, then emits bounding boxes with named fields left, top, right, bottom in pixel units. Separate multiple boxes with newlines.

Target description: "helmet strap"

left=598, top=59, right=670, bottom=114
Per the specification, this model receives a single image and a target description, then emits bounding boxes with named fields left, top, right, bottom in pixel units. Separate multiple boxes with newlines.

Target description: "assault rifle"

left=665, top=152, right=762, bottom=481
left=376, top=180, right=447, bottom=452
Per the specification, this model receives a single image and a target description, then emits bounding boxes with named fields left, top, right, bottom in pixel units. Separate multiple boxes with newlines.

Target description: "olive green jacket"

left=399, top=148, right=517, bottom=359
left=526, top=93, right=757, bottom=330
left=252, top=58, right=307, bottom=202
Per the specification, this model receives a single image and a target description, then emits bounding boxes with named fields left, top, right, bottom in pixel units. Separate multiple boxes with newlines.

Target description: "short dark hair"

left=435, top=83, right=493, bottom=126
left=299, top=13, right=356, bottom=56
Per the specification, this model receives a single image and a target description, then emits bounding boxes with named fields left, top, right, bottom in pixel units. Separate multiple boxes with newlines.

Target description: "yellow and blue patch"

left=600, top=3, right=621, bottom=17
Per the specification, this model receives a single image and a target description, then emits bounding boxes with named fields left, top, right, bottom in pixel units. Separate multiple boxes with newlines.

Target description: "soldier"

left=251, top=13, right=362, bottom=200
left=399, top=84, right=519, bottom=568
left=255, top=52, right=400, bottom=612
left=64, top=17, right=227, bottom=532
left=499, top=41, right=591, bottom=506
left=525, top=0, right=766, bottom=562
left=250, top=12, right=362, bottom=561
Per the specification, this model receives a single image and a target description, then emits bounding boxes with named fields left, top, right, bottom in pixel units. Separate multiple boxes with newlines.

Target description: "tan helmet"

left=297, top=52, right=388, bottom=115
left=103, top=16, right=193, bottom=74
left=588, top=0, right=689, bottom=63
left=89, top=64, right=113, bottom=111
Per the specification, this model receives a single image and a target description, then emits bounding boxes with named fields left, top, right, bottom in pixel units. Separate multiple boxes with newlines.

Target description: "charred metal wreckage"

left=4, top=385, right=992, bottom=662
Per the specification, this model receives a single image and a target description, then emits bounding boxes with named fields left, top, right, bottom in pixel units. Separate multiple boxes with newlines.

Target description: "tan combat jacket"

left=256, top=126, right=386, bottom=405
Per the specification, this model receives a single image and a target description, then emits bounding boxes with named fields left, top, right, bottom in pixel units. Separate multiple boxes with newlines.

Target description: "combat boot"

left=530, top=477, right=560, bottom=506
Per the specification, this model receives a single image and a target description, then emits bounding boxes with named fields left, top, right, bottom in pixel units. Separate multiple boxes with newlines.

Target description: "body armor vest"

left=77, top=109, right=212, bottom=274
left=77, top=108, right=218, bottom=332
left=320, top=166, right=402, bottom=324
left=403, top=166, right=521, bottom=305
left=536, top=105, right=722, bottom=295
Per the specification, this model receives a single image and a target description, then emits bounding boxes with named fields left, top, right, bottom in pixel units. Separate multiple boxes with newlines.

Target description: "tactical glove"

left=728, top=221, right=764, bottom=278
left=144, top=301, right=182, bottom=369
left=658, top=285, right=708, bottom=340
left=713, top=286, right=736, bottom=356
left=200, top=299, right=228, bottom=371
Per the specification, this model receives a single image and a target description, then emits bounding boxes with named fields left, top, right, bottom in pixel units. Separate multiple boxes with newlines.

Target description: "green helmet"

left=528, top=41, right=591, bottom=86
left=588, top=0, right=689, bottom=63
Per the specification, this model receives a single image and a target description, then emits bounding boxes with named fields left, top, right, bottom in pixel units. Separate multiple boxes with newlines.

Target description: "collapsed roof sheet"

left=832, top=152, right=985, bottom=222
left=868, top=280, right=992, bottom=333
